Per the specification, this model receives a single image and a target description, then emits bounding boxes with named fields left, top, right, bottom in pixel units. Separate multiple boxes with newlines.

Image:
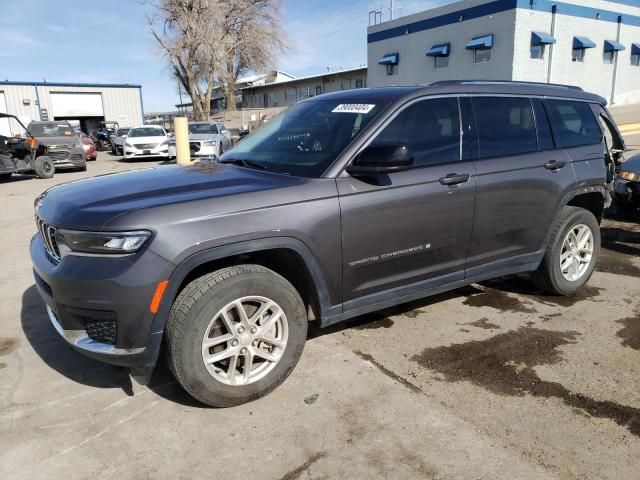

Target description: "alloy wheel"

left=559, top=224, right=594, bottom=282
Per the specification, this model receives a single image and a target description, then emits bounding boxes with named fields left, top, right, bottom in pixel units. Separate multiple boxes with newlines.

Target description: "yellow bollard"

left=173, top=117, right=190, bottom=166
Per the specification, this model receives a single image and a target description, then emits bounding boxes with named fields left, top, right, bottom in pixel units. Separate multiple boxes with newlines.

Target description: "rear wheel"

left=33, top=156, right=54, bottom=179
left=531, top=206, right=600, bottom=295
left=165, top=265, right=307, bottom=407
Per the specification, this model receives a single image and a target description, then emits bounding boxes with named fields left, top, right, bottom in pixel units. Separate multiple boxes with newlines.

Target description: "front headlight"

left=618, top=170, right=640, bottom=182
left=56, top=230, right=151, bottom=255
left=203, top=140, right=217, bottom=146
left=124, top=141, right=133, bottom=147
left=160, top=139, right=169, bottom=146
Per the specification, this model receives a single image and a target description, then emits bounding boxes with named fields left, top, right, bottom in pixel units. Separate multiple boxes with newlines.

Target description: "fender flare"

left=149, top=236, right=335, bottom=338
left=541, top=185, right=606, bottom=252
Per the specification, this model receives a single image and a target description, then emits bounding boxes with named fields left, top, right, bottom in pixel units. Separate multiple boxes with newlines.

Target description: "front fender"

left=142, top=236, right=337, bottom=366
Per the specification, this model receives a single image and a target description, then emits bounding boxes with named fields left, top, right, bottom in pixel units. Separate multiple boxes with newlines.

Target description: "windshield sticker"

left=332, top=104, right=375, bottom=114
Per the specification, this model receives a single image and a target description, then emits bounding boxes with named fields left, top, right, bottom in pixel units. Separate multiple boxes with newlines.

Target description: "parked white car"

left=168, top=122, right=232, bottom=160
left=123, top=125, right=169, bottom=160
left=111, top=127, right=131, bottom=155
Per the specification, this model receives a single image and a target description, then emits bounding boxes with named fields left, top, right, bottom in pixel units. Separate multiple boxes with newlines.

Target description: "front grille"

left=135, top=143, right=159, bottom=150
left=48, top=150, right=71, bottom=162
left=84, top=319, right=117, bottom=345
left=36, top=216, right=61, bottom=261
left=69, top=153, right=83, bottom=162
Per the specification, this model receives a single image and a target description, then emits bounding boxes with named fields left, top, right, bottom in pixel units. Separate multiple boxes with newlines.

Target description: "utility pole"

left=384, top=0, right=401, bottom=21
left=390, top=0, right=394, bottom=20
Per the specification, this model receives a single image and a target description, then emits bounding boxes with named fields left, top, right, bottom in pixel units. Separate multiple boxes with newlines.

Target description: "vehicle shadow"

left=308, top=285, right=481, bottom=339
left=20, top=284, right=207, bottom=407
left=20, top=284, right=134, bottom=395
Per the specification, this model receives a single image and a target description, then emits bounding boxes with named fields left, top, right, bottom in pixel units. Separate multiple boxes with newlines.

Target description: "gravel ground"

left=0, top=151, right=639, bottom=479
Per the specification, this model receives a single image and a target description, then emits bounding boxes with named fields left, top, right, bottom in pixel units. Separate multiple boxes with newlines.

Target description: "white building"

left=367, top=0, right=640, bottom=105
left=0, top=81, right=144, bottom=136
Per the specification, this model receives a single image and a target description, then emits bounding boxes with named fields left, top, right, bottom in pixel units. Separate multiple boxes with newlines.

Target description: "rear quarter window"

left=546, top=100, right=602, bottom=148
left=471, top=97, right=538, bottom=158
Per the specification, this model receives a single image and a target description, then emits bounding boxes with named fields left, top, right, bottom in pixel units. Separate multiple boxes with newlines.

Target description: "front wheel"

left=33, top=156, right=55, bottom=179
left=165, top=265, right=307, bottom=407
left=531, top=206, right=600, bottom=295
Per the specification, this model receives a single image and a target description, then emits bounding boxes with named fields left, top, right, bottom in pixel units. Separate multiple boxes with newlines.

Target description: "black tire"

left=33, top=156, right=55, bottom=179
left=165, top=265, right=307, bottom=407
left=0, top=173, right=11, bottom=180
left=531, top=206, right=600, bottom=295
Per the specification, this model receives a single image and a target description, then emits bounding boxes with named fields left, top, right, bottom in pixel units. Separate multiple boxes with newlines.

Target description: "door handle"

left=544, top=160, right=567, bottom=170
left=439, top=173, right=470, bottom=186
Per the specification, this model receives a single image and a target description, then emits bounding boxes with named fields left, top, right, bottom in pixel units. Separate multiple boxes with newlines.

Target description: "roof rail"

left=428, top=80, right=583, bottom=91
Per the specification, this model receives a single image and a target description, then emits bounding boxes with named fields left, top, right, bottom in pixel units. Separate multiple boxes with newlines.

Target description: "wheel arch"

left=150, top=238, right=334, bottom=339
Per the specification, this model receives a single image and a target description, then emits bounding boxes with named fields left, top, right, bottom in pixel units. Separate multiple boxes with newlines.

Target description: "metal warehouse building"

left=368, top=0, right=640, bottom=105
left=0, top=81, right=143, bottom=136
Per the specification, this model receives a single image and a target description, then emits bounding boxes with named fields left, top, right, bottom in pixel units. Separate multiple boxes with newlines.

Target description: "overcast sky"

left=0, top=0, right=637, bottom=112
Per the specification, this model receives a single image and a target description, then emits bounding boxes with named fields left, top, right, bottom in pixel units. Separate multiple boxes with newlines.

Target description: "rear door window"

left=546, top=100, right=602, bottom=148
left=371, top=97, right=461, bottom=167
left=471, top=97, right=538, bottom=158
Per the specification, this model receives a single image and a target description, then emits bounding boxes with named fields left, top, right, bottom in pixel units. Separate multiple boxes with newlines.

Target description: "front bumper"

left=168, top=143, right=218, bottom=158
left=30, top=233, right=172, bottom=367
left=123, top=144, right=169, bottom=159
left=614, top=178, right=640, bottom=204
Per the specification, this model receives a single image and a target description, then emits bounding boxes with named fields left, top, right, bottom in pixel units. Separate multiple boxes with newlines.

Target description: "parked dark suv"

left=30, top=81, right=626, bottom=407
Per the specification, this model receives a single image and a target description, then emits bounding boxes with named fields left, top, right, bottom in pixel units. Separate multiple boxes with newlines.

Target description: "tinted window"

left=222, top=100, right=383, bottom=177
left=532, top=99, right=554, bottom=151
left=371, top=98, right=460, bottom=167
left=472, top=97, right=537, bottom=158
left=546, top=100, right=602, bottom=148
left=188, top=123, right=219, bottom=134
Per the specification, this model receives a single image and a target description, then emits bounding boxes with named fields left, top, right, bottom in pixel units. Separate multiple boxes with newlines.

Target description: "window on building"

left=572, top=48, right=585, bottom=62
left=631, top=53, right=640, bottom=66
left=370, top=98, right=461, bottom=167
left=545, top=99, right=602, bottom=148
left=386, top=64, right=398, bottom=76
left=474, top=48, right=491, bottom=64
left=315, top=85, right=322, bottom=95
left=530, top=44, right=545, bottom=59
left=355, top=79, right=363, bottom=88
left=471, top=97, right=538, bottom=158
left=284, top=88, right=295, bottom=101
left=603, top=50, right=615, bottom=64
left=435, top=56, right=449, bottom=69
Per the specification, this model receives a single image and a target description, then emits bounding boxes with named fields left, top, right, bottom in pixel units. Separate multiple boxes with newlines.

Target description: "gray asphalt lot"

left=1, top=152, right=639, bottom=479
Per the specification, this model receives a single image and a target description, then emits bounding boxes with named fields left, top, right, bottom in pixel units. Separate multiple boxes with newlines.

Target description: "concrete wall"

left=367, top=0, right=640, bottom=105
left=0, top=83, right=143, bottom=132
left=367, top=2, right=516, bottom=87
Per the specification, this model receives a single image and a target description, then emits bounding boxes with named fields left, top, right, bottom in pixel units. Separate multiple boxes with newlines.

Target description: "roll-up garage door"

left=50, top=92, right=104, bottom=117
left=0, top=92, right=10, bottom=137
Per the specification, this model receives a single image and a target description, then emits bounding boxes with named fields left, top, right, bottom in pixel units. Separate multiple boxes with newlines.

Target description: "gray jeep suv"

left=30, top=81, right=626, bottom=407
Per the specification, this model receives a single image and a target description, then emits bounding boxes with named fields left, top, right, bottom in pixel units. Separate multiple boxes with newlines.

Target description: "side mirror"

left=346, top=144, right=413, bottom=175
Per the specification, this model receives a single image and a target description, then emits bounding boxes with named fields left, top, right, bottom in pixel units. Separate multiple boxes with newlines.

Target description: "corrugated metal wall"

left=0, top=83, right=143, bottom=134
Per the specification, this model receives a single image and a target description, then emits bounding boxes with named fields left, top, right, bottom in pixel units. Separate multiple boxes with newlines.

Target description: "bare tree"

left=148, top=0, right=287, bottom=118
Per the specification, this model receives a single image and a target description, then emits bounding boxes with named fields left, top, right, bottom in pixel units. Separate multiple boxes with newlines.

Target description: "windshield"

left=128, top=127, right=165, bottom=137
left=116, top=128, right=130, bottom=136
left=189, top=123, right=218, bottom=134
left=220, top=100, right=384, bottom=177
left=29, top=122, right=74, bottom=137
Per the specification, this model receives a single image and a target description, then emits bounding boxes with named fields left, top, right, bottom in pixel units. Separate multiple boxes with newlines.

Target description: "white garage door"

left=50, top=92, right=104, bottom=117
left=0, top=92, right=10, bottom=137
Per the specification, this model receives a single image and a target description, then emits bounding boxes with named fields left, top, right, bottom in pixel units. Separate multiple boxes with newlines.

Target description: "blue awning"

left=633, top=43, right=640, bottom=55
left=604, top=40, right=626, bottom=52
left=378, top=53, right=399, bottom=65
left=426, top=43, right=450, bottom=57
left=466, top=34, right=493, bottom=50
left=573, top=36, right=596, bottom=49
left=531, top=31, right=556, bottom=46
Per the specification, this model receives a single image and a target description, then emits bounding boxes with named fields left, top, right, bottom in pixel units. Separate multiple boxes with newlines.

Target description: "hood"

left=35, top=163, right=302, bottom=229
left=189, top=133, right=220, bottom=141
left=621, top=154, right=640, bottom=173
left=126, top=135, right=166, bottom=144
left=36, top=136, right=77, bottom=147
